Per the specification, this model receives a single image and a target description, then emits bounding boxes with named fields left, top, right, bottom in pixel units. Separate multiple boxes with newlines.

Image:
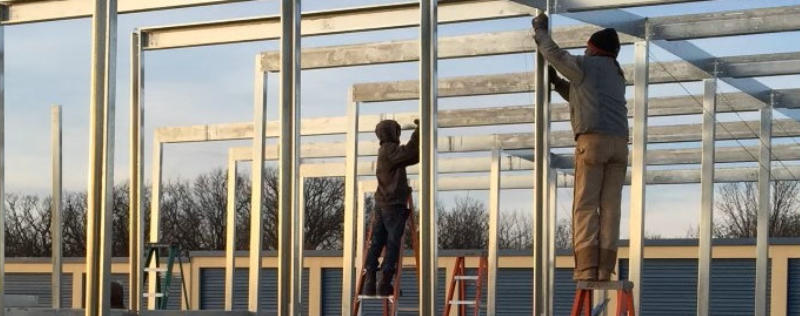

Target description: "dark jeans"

left=364, top=205, right=409, bottom=274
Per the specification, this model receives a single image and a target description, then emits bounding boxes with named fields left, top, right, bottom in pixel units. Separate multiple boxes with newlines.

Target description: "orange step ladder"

left=443, top=256, right=487, bottom=316
left=570, top=280, right=635, bottom=316
left=353, top=196, right=419, bottom=316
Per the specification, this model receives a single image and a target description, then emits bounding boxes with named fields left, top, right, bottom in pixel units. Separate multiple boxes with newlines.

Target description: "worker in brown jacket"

left=533, top=13, right=629, bottom=281
left=363, top=119, right=419, bottom=296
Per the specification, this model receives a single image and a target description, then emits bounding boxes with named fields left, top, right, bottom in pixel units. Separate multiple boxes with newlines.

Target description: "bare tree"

left=438, top=196, right=488, bottom=249
left=715, top=181, right=800, bottom=238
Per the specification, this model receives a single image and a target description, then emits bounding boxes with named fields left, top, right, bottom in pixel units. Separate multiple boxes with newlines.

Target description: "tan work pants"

left=572, top=133, right=629, bottom=280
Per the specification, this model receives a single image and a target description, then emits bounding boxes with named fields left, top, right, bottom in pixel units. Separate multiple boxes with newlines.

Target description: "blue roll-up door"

left=619, top=258, right=770, bottom=315
left=788, top=259, right=800, bottom=314
left=320, top=268, right=445, bottom=315
left=5, top=273, right=70, bottom=308
left=496, top=268, right=532, bottom=315
left=554, top=268, right=577, bottom=316
left=199, top=267, right=308, bottom=314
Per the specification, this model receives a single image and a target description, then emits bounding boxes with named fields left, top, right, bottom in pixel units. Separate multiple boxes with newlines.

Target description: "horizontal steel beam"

left=2, top=0, right=249, bottom=24
left=154, top=89, right=800, bottom=141
left=352, top=52, right=800, bottom=102
left=140, top=0, right=535, bottom=50
left=156, top=118, right=800, bottom=158
left=649, top=5, right=800, bottom=40
left=258, top=25, right=637, bottom=71
left=359, top=165, right=800, bottom=191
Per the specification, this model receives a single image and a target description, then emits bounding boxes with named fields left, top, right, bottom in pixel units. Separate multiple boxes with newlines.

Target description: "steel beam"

left=628, top=40, right=649, bottom=316
left=697, top=78, right=716, bottom=316
left=487, top=147, right=500, bottom=316
left=128, top=31, right=144, bottom=313
left=0, top=24, right=4, bottom=315
left=224, top=153, right=238, bottom=311
left=50, top=105, right=62, bottom=310
left=2, top=0, right=251, bottom=24
left=147, top=136, right=163, bottom=310
left=278, top=1, right=301, bottom=314
left=341, top=93, right=358, bottom=315
left=419, top=0, right=438, bottom=314
left=248, top=59, right=268, bottom=313
left=85, top=0, right=116, bottom=315
left=755, top=98, right=772, bottom=316
left=292, top=174, right=305, bottom=316
left=649, top=5, right=800, bottom=40
left=532, top=7, right=549, bottom=316
left=139, top=0, right=533, bottom=50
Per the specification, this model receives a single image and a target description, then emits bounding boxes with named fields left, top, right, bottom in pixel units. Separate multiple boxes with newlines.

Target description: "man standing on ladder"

left=364, top=119, right=420, bottom=295
left=533, top=13, right=629, bottom=281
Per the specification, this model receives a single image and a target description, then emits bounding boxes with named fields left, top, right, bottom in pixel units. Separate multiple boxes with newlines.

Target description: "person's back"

left=569, top=54, right=628, bottom=138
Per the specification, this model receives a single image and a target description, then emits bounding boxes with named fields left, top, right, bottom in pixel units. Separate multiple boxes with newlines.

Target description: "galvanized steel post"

left=628, top=40, right=649, bottom=316
left=0, top=24, right=5, bottom=316
left=147, top=136, right=163, bottom=310
left=249, top=59, right=268, bottom=313
left=292, top=175, right=306, bottom=315
left=85, top=0, right=116, bottom=314
left=532, top=7, right=550, bottom=316
left=419, top=0, right=439, bottom=314
left=342, top=92, right=359, bottom=315
left=697, top=77, right=716, bottom=316
left=487, top=147, right=500, bottom=315
left=51, top=105, right=62, bottom=309
left=129, top=30, right=144, bottom=313
left=278, top=0, right=301, bottom=314
left=225, top=153, right=238, bottom=311
left=755, top=96, right=772, bottom=316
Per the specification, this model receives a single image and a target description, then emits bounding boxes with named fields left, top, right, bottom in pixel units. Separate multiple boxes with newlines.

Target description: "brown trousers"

left=572, top=133, right=628, bottom=280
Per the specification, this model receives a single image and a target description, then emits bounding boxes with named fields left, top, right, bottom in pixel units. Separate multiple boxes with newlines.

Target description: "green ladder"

left=143, top=243, right=189, bottom=310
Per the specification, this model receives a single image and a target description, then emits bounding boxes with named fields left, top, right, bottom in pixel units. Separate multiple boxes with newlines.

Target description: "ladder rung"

left=397, top=307, right=419, bottom=312
left=454, top=275, right=479, bottom=281
left=449, top=300, right=477, bottom=305
left=144, top=267, right=168, bottom=272
left=357, top=295, right=394, bottom=302
left=142, top=293, right=164, bottom=298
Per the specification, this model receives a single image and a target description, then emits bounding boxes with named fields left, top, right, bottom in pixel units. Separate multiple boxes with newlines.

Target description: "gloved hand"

left=548, top=66, right=559, bottom=82
left=531, top=12, right=549, bottom=31
left=413, top=119, right=420, bottom=126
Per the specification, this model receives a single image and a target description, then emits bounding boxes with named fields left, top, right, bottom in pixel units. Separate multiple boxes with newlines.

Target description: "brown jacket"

left=374, top=120, right=419, bottom=208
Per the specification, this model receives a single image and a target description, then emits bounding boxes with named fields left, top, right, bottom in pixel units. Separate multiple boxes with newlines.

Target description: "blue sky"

left=5, top=0, right=800, bottom=238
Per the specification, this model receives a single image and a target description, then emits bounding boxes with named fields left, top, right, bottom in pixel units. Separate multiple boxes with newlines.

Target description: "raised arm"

left=384, top=122, right=420, bottom=167
left=532, top=13, right=584, bottom=84
left=549, top=66, right=570, bottom=101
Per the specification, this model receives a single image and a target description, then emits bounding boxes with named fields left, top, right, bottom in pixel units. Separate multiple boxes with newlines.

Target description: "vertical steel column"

left=419, top=0, right=438, bottom=314
left=0, top=25, right=4, bottom=315
left=225, top=154, right=238, bottom=311
left=292, top=175, right=306, bottom=315
left=85, top=0, right=117, bottom=314
left=147, top=138, right=163, bottom=310
left=697, top=78, right=716, bottom=316
left=532, top=7, right=550, bottom=315
left=249, top=60, right=268, bottom=313
left=278, top=1, right=301, bottom=314
left=51, top=105, right=62, bottom=309
left=755, top=97, right=772, bottom=316
left=129, top=30, right=144, bottom=313
left=355, top=182, right=366, bottom=276
left=547, top=167, right=557, bottom=314
left=341, top=92, right=358, bottom=315
left=628, top=40, right=649, bottom=316
left=487, top=147, right=500, bottom=315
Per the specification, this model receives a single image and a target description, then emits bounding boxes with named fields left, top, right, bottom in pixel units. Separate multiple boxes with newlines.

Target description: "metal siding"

left=789, top=259, right=800, bottom=315
left=6, top=273, right=51, bottom=307
left=458, top=267, right=573, bottom=315
left=496, top=268, right=532, bottom=315
left=200, top=267, right=308, bottom=314
left=61, top=273, right=73, bottom=309
left=321, top=268, right=341, bottom=316
left=619, top=258, right=771, bottom=315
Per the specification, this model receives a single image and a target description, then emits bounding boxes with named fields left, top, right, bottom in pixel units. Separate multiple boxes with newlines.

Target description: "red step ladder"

left=353, top=196, right=419, bottom=316
left=570, top=280, right=635, bottom=316
left=443, top=256, right=487, bottom=316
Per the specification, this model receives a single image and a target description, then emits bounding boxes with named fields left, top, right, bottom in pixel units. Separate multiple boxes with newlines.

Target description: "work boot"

left=362, top=270, right=377, bottom=296
left=378, top=270, right=395, bottom=296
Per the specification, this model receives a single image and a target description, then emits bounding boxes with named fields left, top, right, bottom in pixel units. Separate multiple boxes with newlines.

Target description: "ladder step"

left=144, top=267, right=168, bottom=272
left=397, top=307, right=419, bottom=312
left=449, top=300, right=477, bottom=305
left=357, top=295, right=395, bottom=303
left=142, top=293, right=164, bottom=298
left=454, top=275, right=479, bottom=281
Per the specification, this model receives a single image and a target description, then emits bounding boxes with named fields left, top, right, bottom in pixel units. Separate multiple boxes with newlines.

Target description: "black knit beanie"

left=588, top=28, right=621, bottom=57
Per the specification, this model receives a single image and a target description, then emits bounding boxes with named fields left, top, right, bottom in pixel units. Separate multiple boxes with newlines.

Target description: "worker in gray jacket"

left=533, top=13, right=629, bottom=281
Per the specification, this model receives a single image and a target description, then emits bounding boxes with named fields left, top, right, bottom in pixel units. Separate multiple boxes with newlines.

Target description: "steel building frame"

left=0, top=0, right=797, bottom=315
